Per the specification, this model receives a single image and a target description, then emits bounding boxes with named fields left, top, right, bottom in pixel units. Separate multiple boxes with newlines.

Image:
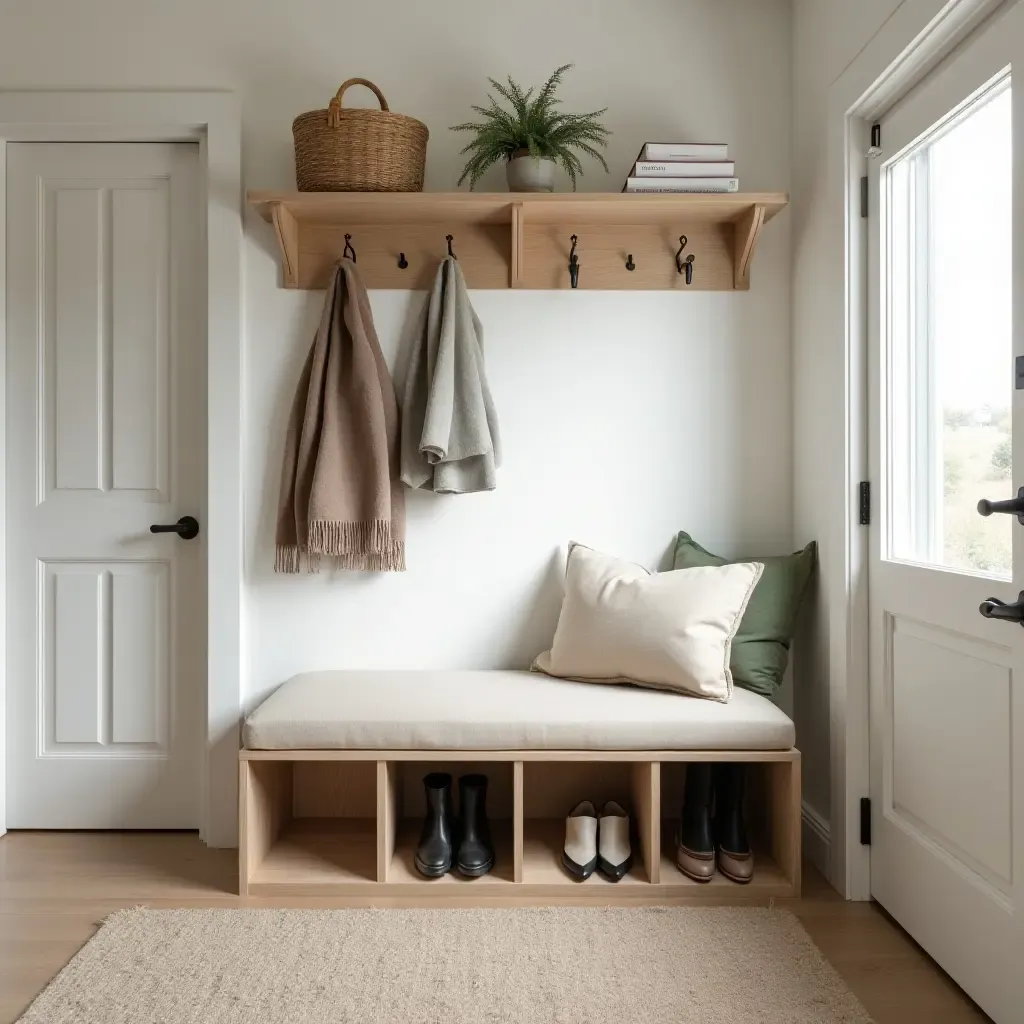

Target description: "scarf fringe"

left=307, top=518, right=398, bottom=555
left=275, top=522, right=406, bottom=575
left=275, top=545, right=301, bottom=574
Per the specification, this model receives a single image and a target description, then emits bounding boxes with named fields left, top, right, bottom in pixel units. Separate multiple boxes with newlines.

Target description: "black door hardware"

left=977, top=486, right=1024, bottom=524
left=343, top=234, right=356, bottom=262
left=979, top=591, right=1024, bottom=625
left=859, top=481, right=871, bottom=526
left=868, top=123, right=882, bottom=156
left=150, top=516, right=200, bottom=540
left=568, top=234, right=580, bottom=289
left=675, top=236, right=695, bottom=284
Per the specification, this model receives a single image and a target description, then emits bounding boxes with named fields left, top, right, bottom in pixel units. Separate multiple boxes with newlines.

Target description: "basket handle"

left=328, top=79, right=389, bottom=126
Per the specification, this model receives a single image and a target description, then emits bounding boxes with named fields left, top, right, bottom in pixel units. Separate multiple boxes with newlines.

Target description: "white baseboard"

left=801, top=800, right=831, bottom=879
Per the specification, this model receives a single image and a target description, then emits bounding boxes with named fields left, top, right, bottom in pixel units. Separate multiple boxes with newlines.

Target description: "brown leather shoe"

left=716, top=846, right=754, bottom=884
left=676, top=836, right=716, bottom=882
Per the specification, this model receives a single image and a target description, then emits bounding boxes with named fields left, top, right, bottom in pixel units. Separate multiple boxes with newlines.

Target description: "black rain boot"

left=676, top=763, right=715, bottom=882
left=456, top=773, right=494, bottom=877
left=414, top=772, right=456, bottom=878
left=713, top=763, right=753, bottom=884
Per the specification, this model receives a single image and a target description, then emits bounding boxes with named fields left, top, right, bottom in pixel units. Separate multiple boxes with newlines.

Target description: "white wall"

left=2, top=0, right=793, bottom=794
left=791, top=0, right=905, bottom=837
left=249, top=281, right=791, bottom=698
left=790, top=0, right=951, bottom=839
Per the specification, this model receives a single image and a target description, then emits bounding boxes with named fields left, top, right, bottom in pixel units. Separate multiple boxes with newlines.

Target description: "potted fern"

left=451, top=64, right=610, bottom=192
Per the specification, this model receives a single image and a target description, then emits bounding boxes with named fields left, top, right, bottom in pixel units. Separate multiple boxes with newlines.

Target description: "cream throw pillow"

left=533, top=543, right=764, bottom=702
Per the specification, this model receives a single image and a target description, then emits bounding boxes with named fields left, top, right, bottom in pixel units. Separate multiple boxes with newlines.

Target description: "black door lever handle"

left=149, top=516, right=200, bottom=540
left=978, top=486, right=1024, bottom=523
left=980, top=591, right=1024, bottom=624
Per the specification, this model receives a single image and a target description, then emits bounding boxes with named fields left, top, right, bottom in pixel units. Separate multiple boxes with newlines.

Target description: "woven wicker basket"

left=292, top=79, right=428, bottom=192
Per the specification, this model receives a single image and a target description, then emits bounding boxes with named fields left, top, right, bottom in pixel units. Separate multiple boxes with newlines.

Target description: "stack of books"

left=622, top=143, right=738, bottom=194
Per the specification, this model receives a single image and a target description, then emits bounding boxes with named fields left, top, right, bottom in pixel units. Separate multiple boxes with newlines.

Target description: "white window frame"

left=0, top=91, right=243, bottom=847
left=885, top=143, right=942, bottom=565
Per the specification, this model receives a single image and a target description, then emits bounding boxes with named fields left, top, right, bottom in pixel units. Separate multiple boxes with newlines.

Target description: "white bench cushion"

left=243, top=670, right=795, bottom=751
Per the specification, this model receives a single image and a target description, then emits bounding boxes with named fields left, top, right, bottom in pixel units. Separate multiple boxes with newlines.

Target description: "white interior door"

left=5, top=142, right=205, bottom=828
left=868, top=8, right=1024, bottom=1022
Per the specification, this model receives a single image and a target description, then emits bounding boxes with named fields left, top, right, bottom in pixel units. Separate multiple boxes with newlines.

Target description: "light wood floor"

left=0, top=831, right=990, bottom=1024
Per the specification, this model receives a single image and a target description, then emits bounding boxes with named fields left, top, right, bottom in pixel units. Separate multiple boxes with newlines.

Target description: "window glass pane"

left=886, top=83, right=1012, bottom=578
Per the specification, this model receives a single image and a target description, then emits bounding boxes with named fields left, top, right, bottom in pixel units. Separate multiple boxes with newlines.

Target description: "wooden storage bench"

left=239, top=670, right=801, bottom=903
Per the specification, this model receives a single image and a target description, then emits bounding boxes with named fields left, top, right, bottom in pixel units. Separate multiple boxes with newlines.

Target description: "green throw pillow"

left=671, top=532, right=816, bottom=698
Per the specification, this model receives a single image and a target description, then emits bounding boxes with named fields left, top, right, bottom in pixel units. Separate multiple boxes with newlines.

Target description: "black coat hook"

left=568, top=234, right=580, bottom=289
left=446, top=234, right=456, bottom=259
left=398, top=252, right=409, bottom=269
left=343, top=234, right=357, bottom=263
left=625, top=254, right=636, bottom=272
left=675, top=236, right=688, bottom=274
left=675, top=236, right=695, bottom=285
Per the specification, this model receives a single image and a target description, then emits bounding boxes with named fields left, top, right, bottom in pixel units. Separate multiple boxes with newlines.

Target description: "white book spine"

left=642, top=143, right=729, bottom=161
left=633, top=161, right=735, bottom=177
left=625, top=177, right=739, bottom=193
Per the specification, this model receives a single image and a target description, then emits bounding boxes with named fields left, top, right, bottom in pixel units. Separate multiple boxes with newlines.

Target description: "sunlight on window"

left=934, top=87, right=1012, bottom=576
left=887, top=81, right=1012, bottom=578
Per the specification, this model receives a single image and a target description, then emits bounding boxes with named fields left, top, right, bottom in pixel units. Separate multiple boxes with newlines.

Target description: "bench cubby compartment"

left=240, top=759, right=378, bottom=894
left=521, top=761, right=659, bottom=885
left=380, top=761, right=517, bottom=885
left=240, top=750, right=800, bottom=901
left=659, top=758, right=801, bottom=896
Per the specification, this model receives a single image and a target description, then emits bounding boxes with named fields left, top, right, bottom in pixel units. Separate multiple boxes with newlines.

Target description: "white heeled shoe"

left=598, top=801, right=632, bottom=882
left=562, top=800, right=598, bottom=880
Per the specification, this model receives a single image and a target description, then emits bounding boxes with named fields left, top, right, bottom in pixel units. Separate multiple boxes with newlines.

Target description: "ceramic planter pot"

left=506, top=151, right=557, bottom=192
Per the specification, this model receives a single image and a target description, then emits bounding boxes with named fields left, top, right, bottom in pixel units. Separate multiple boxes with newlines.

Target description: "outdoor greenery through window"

left=886, top=78, right=1012, bottom=578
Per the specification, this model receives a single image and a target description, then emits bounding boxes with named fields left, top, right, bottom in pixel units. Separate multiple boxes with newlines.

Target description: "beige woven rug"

left=19, top=907, right=872, bottom=1023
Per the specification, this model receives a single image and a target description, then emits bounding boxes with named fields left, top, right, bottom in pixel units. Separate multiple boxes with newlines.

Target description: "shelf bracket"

left=511, top=202, right=525, bottom=288
left=733, top=203, right=766, bottom=290
left=270, top=202, right=300, bottom=288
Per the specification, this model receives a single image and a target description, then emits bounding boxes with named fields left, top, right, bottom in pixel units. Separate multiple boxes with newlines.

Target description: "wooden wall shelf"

left=248, top=191, right=788, bottom=292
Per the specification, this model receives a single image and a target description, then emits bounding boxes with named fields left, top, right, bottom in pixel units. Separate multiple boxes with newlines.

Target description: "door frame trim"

left=808, top=0, right=1009, bottom=897
left=0, top=91, right=243, bottom=847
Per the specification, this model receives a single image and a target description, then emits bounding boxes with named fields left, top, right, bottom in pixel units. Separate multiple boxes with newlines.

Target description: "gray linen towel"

left=400, top=256, right=501, bottom=493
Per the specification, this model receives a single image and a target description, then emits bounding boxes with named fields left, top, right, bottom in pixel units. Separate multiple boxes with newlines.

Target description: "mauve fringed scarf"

left=275, top=259, right=406, bottom=573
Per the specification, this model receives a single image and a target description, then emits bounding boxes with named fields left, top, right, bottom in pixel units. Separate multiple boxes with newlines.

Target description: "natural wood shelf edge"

left=248, top=190, right=788, bottom=292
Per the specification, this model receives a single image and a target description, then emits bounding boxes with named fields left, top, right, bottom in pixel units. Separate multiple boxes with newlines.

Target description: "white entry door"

left=868, top=8, right=1024, bottom=1022
left=5, top=143, right=205, bottom=828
